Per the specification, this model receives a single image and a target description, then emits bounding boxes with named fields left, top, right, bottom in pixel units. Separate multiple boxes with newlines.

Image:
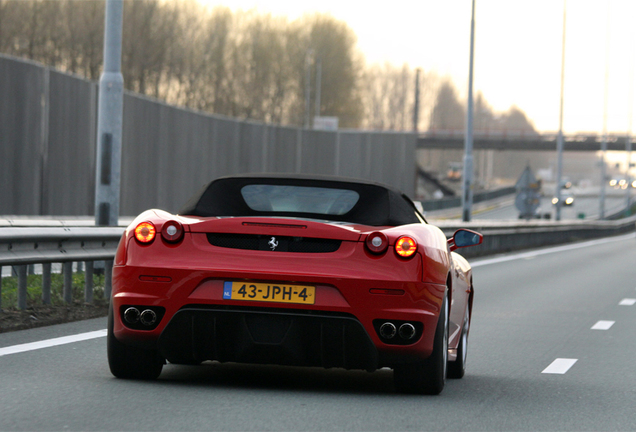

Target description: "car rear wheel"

left=393, top=294, right=448, bottom=395
left=448, top=305, right=470, bottom=379
left=107, top=305, right=164, bottom=380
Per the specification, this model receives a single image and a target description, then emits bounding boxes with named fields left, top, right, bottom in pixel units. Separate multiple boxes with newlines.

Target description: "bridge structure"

left=418, top=130, right=634, bottom=152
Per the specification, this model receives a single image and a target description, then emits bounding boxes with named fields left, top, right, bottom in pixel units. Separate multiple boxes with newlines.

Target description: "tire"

left=107, top=304, right=164, bottom=380
left=394, top=295, right=448, bottom=395
left=448, top=305, right=470, bottom=379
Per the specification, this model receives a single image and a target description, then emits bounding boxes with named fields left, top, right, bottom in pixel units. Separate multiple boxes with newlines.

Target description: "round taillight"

left=161, top=220, right=184, bottom=243
left=395, top=236, right=417, bottom=258
left=366, top=232, right=388, bottom=254
left=134, top=222, right=156, bottom=244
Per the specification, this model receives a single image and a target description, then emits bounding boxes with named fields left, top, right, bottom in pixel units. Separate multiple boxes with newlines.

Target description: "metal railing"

left=435, top=215, right=636, bottom=258
left=1, top=218, right=635, bottom=310
left=0, top=227, right=124, bottom=310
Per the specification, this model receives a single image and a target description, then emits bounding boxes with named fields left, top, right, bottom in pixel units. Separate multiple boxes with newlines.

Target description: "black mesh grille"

left=206, top=233, right=341, bottom=253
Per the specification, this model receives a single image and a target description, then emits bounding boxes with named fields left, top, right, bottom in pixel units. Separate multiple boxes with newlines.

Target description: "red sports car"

left=108, top=175, right=482, bottom=394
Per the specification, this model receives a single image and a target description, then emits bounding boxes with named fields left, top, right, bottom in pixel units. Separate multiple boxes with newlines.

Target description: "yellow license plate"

left=223, top=281, right=315, bottom=304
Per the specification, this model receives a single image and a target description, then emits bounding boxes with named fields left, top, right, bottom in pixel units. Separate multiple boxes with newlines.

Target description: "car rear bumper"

left=112, top=263, right=446, bottom=369
left=157, top=306, right=379, bottom=371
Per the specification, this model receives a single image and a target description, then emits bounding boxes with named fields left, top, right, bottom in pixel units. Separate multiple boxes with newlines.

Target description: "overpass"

left=418, top=130, right=634, bottom=151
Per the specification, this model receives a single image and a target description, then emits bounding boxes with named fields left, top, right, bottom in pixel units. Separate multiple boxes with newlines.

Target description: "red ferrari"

left=108, top=175, right=482, bottom=394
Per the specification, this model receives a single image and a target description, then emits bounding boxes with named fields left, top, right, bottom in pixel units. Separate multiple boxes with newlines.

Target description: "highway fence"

left=1, top=53, right=416, bottom=218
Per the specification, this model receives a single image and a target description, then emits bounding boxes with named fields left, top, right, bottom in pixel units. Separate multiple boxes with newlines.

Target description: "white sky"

left=199, top=0, right=636, bottom=134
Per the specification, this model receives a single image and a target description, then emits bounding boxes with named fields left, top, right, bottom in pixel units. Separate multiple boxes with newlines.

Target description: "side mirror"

left=448, top=229, right=483, bottom=252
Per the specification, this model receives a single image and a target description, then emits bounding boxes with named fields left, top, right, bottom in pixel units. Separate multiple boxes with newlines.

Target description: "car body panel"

left=110, top=175, right=481, bottom=378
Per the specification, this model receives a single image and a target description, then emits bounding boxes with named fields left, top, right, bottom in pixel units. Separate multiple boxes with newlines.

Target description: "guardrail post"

left=42, top=263, right=52, bottom=305
left=84, top=261, right=94, bottom=304
left=63, top=262, right=73, bottom=303
left=104, top=260, right=113, bottom=301
left=0, top=266, right=3, bottom=311
left=17, top=265, right=27, bottom=310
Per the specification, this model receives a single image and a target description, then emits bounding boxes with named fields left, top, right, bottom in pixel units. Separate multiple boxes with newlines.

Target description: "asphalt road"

left=1, top=233, right=635, bottom=431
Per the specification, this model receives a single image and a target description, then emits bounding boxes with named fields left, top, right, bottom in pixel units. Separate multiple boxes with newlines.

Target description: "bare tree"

left=0, top=0, right=11, bottom=52
left=500, top=105, right=537, bottom=134
left=360, top=63, right=441, bottom=131
left=0, top=0, right=536, bottom=133
left=430, top=79, right=465, bottom=131
left=474, top=91, right=495, bottom=131
left=303, top=14, right=363, bottom=127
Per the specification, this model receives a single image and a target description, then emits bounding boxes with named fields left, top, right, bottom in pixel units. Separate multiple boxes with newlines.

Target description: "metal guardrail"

left=434, top=215, right=636, bottom=258
left=1, top=218, right=635, bottom=310
left=0, top=227, right=124, bottom=310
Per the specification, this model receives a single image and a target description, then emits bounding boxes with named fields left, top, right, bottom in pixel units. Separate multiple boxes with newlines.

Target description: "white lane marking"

left=619, top=298, right=636, bottom=306
left=542, top=358, right=578, bottom=374
left=471, top=233, right=636, bottom=268
left=0, top=329, right=107, bottom=357
left=591, top=320, right=615, bottom=330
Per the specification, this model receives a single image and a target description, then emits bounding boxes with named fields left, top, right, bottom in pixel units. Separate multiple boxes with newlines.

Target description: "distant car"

left=108, top=174, right=483, bottom=395
left=446, top=162, right=462, bottom=181
left=609, top=179, right=632, bottom=189
left=552, top=191, right=574, bottom=206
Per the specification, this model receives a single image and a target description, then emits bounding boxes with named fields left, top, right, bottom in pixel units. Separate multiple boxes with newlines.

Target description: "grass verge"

left=0, top=272, right=109, bottom=333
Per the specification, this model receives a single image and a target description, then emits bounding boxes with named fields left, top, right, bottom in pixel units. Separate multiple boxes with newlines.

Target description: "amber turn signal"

left=134, top=222, right=156, bottom=244
left=395, top=236, right=417, bottom=258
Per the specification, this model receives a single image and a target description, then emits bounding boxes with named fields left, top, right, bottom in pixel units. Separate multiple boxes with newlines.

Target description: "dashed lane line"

left=0, top=330, right=107, bottom=357
left=542, top=358, right=578, bottom=374
left=591, top=320, right=615, bottom=330
left=619, top=298, right=636, bottom=306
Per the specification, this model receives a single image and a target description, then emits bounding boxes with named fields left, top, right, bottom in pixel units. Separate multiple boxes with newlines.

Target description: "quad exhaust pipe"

left=124, top=307, right=140, bottom=324
left=398, top=323, right=416, bottom=340
left=378, top=321, right=418, bottom=341
left=140, top=309, right=157, bottom=326
left=379, top=322, right=397, bottom=339
left=123, top=307, right=157, bottom=327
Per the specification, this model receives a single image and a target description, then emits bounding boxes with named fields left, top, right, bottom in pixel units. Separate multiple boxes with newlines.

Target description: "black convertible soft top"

left=178, top=174, right=425, bottom=227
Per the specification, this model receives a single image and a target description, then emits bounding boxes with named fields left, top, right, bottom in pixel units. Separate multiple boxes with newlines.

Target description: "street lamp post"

left=555, top=0, right=566, bottom=221
left=600, top=4, right=611, bottom=219
left=94, top=0, right=124, bottom=227
left=462, top=0, right=476, bottom=222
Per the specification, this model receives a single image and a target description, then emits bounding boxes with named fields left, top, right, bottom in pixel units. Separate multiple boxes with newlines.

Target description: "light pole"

left=555, top=0, right=566, bottom=221
left=315, top=58, right=322, bottom=121
left=462, top=0, right=476, bottom=222
left=304, top=49, right=313, bottom=129
left=94, top=0, right=124, bottom=227
left=600, top=3, right=611, bottom=219
left=626, top=32, right=634, bottom=216
left=413, top=68, right=421, bottom=132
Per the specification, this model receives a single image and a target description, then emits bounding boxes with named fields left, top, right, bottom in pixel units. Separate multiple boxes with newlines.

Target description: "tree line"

left=0, top=0, right=535, bottom=133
